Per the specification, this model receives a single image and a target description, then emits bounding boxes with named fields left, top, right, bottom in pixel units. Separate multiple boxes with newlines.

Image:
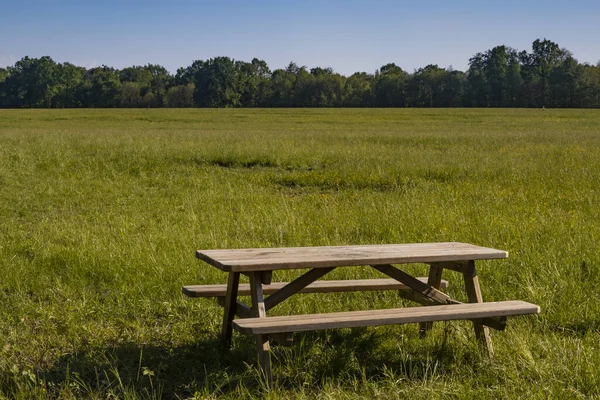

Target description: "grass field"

left=0, top=108, right=599, bottom=399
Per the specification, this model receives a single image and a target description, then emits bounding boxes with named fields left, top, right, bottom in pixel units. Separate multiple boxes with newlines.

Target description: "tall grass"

left=0, top=108, right=599, bottom=398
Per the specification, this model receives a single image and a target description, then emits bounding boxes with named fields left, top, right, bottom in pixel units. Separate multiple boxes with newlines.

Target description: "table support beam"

left=221, top=272, right=240, bottom=347
left=249, top=271, right=272, bottom=384
left=261, top=271, right=273, bottom=285
left=372, top=264, right=458, bottom=305
left=375, top=263, right=506, bottom=332
left=264, top=267, right=335, bottom=312
left=462, top=260, right=494, bottom=357
left=420, top=263, right=444, bottom=336
left=255, top=333, right=271, bottom=385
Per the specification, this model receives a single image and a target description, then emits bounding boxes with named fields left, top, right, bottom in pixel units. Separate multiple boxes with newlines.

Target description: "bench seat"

left=182, top=277, right=448, bottom=298
left=232, top=300, right=540, bottom=335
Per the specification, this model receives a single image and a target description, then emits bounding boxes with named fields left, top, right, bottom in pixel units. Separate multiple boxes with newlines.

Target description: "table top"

left=196, top=242, right=508, bottom=272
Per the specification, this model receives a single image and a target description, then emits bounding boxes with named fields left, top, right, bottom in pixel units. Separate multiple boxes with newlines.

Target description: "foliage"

left=164, top=83, right=195, bottom=107
left=2, top=56, right=59, bottom=107
left=0, top=39, right=600, bottom=108
left=76, top=66, right=122, bottom=108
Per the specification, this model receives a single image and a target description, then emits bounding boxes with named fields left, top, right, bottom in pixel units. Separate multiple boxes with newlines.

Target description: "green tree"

left=53, top=62, right=85, bottom=108
left=267, top=68, right=294, bottom=106
left=344, top=72, right=374, bottom=107
left=0, top=67, right=9, bottom=106
left=297, top=68, right=345, bottom=107
left=486, top=46, right=509, bottom=106
left=577, top=63, right=600, bottom=107
left=373, top=63, right=408, bottom=107
left=309, top=67, right=334, bottom=76
left=1, top=42, right=598, bottom=109
left=120, top=82, right=141, bottom=107
left=146, top=64, right=171, bottom=106
left=119, top=66, right=152, bottom=86
left=236, top=58, right=271, bottom=107
left=442, top=69, right=467, bottom=107
left=250, top=58, right=272, bottom=106
left=290, top=63, right=311, bottom=106
left=505, top=53, right=523, bottom=107
left=185, top=57, right=243, bottom=107
left=76, top=66, right=121, bottom=107
left=266, top=62, right=307, bottom=107
left=175, top=61, right=201, bottom=86
left=467, top=46, right=522, bottom=107
left=2, top=56, right=59, bottom=107
left=164, top=83, right=195, bottom=107
left=549, top=56, right=581, bottom=107
left=466, top=53, right=488, bottom=106
left=120, top=64, right=171, bottom=107
left=408, top=65, right=447, bottom=107
left=0, top=67, right=8, bottom=83
left=520, top=39, right=571, bottom=107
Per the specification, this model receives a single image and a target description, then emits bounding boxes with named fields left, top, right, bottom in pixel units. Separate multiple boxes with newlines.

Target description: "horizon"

left=1, top=0, right=599, bottom=76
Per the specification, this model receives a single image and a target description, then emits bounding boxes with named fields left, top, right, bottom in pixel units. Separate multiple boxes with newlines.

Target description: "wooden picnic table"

left=188, top=242, right=540, bottom=383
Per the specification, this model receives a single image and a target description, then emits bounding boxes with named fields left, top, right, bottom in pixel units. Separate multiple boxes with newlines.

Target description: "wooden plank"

left=196, top=242, right=508, bottom=272
left=256, top=333, right=271, bottom=385
left=183, top=278, right=449, bottom=298
left=420, top=263, right=444, bottom=335
left=462, top=260, right=494, bottom=357
left=249, top=272, right=267, bottom=318
left=264, top=268, right=335, bottom=312
left=372, top=264, right=458, bottom=305
left=249, top=272, right=272, bottom=384
left=233, top=301, right=540, bottom=335
left=220, top=272, right=240, bottom=347
left=261, top=271, right=272, bottom=285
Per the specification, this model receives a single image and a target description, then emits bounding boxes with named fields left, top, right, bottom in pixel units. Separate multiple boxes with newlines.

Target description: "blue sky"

left=1, top=0, right=599, bottom=75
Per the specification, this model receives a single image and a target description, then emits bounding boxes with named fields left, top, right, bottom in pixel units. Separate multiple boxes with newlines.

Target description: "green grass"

left=0, top=108, right=599, bottom=399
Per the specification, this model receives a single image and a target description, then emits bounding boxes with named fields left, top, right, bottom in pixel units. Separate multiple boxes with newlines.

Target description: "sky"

left=1, top=0, right=599, bottom=76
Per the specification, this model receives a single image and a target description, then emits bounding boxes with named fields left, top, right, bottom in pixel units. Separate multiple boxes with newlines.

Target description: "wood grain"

left=249, top=272, right=272, bottom=383
left=196, top=242, right=508, bottom=272
left=182, top=278, right=449, bottom=298
left=420, top=263, right=444, bottom=335
left=462, top=260, right=495, bottom=357
left=220, top=272, right=240, bottom=347
left=232, top=301, right=540, bottom=335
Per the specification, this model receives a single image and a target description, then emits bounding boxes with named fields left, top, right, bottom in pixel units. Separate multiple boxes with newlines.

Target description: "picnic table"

left=184, top=242, right=540, bottom=383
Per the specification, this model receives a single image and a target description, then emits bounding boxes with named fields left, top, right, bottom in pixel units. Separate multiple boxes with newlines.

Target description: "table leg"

left=261, top=270, right=273, bottom=285
left=419, top=263, right=444, bottom=336
left=462, top=260, right=494, bottom=357
left=249, top=271, right=272, bottom=385
left=221, top=272, right=240, bottom=347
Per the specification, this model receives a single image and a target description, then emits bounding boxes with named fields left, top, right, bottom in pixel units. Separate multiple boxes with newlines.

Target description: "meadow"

left=0, top=108, right=599, bottom=399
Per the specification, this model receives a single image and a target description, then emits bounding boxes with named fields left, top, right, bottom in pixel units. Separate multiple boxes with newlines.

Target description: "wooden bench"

left=182, top=277, right=449, bottom=298
left=233, top=300, right=540, bottom=334
left=184, top=278, right=450, bottom=347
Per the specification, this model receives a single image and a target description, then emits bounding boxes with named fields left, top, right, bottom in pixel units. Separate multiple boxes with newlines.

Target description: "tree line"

left=1, top=39, right=599, bottom=108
